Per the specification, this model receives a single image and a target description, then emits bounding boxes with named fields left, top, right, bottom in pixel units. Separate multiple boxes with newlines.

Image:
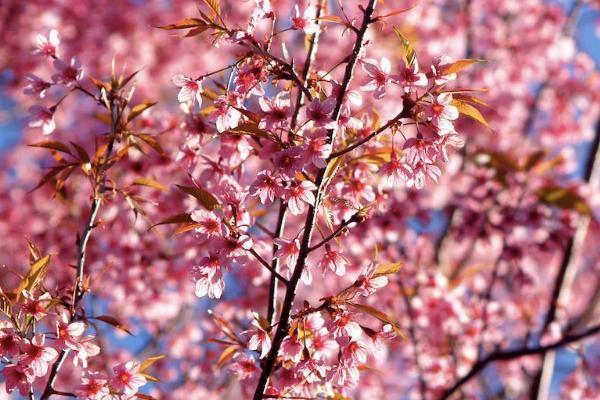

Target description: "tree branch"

left=251, top=2, right=378, bottom=398
left=40, top=99, right=120, bottom=400
left=439, top=323, right=600, bottom=400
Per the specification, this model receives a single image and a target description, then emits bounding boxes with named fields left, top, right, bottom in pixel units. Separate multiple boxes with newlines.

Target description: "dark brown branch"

left=251, top=2, right=378, bottom=398
left=439, top=323, right=600, bottom=400
left=308, top=214, right=358, bottom=253
left=248, top=247, right=290, bottom=285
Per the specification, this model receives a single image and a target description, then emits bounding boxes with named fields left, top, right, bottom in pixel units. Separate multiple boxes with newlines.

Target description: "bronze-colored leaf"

left=127, top=102, right=157, bottom=123
left=150, top=213, right=194, bottom=230
left=157, top=18, right=205, bottom=30
left=441, top=59, right=485, bottom=75
left=93, top=315, right=134, bottom=336
left=133, top=177, right=168, bottom=192
left=16, top=255, right=51, bottom=300
left=29, top=141, right=73, bottom=155
left=175, top=184, right=220, bottom=210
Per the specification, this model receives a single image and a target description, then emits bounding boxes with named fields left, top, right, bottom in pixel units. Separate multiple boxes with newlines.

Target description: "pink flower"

left=18, top=334, right=58, bottom=378
left=284, top=180, right=317, bottom=216
left=23, top=74, right=51, bottom=98
left=379, top=152, right=412, bottom=187
left=318, top=245, right=349, bottom=276
left=21, top=291, right=51, bottom=320
left=210, top=93, right=242, bottom=132
left=75, top=372, right=110, bottom=400
left=341, top=338, right=369, bottom=365
left=228, top=353, right=258, bottom=380
left=52, top=57, right=84, bottom=85
left=436, top=133, right=464, bottom=162
left=35, top=29, right=60, bottom=57
left=28, top=105, right=56, bottom=135
left=394, top=60, right=427, bottom=93
left=280, top=335, right=303, bottom=362
left=361, top=57, right=393, bottom=99
left=427, top=93, right=459, bottom=133
left=330, top=310, right=362, bottom=339
left=193, top=261, right=225, bottom=299
left=55, top=312, right=85, bottom=351
left=298, top=357, right=326, bottom=383
left=355, top=263, right=389, bottom=296
left=403, top=137, right=437, bottom=165
left=406, top=161, right=441, bottom=189
left=291, top=5, right=320, bottom=34
left=327, top=360, right=359, bottom=388
left=273, top=146, right=305, bottom=178
left=0, top=328, right=21, bottom=358
left=258, top=92, right=292, bottom=130
left=303, top=131, right=332, bottom=168
left=172, top=74, right=204, bottom=107
left=191, top=209, right=224, bottom=238
left=2, top=365, right=30, bottom=396
left=72, top=336, right=100, bottom=368
left=305, top=99, right=337, bottom=129
left=110, top=361, right=147, bottom=395
left=244, top=318, right=272, bottom=359
left=250, top=171, right=283, bottom=204
left=274, top=237, right=300, bottom=273
left=430, top=55, right=456, bottom=85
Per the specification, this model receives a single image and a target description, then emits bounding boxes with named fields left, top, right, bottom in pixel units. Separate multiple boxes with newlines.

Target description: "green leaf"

left=175, top=184, right=220, bottom=210
left=16, top=255, right=51, bottom=300
left=393, top=27, right=416, bottom=67
left=128, top=102, right=157, bottom=123
left=451, top=99, right=492, bottom=130
left=372, top=262, right=402, bottom=278
left=536, top=186, right=591, bottom=215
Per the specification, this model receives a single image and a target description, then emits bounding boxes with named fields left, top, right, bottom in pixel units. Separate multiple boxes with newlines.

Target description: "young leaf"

left=346, top=302, right=405, bottom=338
left=93, top=315, right=134, bottom=336
left=139, top=355, right=166, bottom=374
left=70, top=142, right=91, bottom=163
left=536, top=186, right=591, bottom=216
left=29, top=141, right=73, bottom=155
left=203, top=0, right=221, bottom=19
left=216, top=345, right=238, bottom=369
left=133, top=177, right=168, bottom=192
left=127, top=102, right=157, bottom=123
left=441, top=59, right=485, bottom=75
left=451, top=99, right=492, bottom=130
left=157, top=18, right=205, bottom=30
left=393, top=27, right=416, bottom=67
left=16, top=255, right=51, bottom=300
left=372, top=262, right=403, bottom=278
left=150, top=213, right=194, bottom=230
left=175, top=184, right=220, bottom=210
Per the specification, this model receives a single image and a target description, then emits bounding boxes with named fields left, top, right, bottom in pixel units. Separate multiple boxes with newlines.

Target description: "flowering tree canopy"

left=1, top=0, right=600, bottom=399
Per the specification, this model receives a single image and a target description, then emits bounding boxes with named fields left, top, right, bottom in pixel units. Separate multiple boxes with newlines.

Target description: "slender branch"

left=399, top=280, right=427, bottom=400
left=40, top=99, right=120, bottom=400
left=439, top=323, right=600, bottom=400
left=290, top=0, right=325, bottom=130
left=308, top=214, right=357, bottom=253
left=329, top=107, right=410, bottom=160
left=248, top=247, right=289, bottom=285
left=530, top=117, right=600, bottom=399
left=251, top=2, right=378, bottom=398
left=267, top=201, right=288, bottom=325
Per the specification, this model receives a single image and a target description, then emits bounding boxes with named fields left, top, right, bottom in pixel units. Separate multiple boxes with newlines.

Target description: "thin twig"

left=439, top=323, right=600, bottom=400
left=250, top=2, right=379, bottom=398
